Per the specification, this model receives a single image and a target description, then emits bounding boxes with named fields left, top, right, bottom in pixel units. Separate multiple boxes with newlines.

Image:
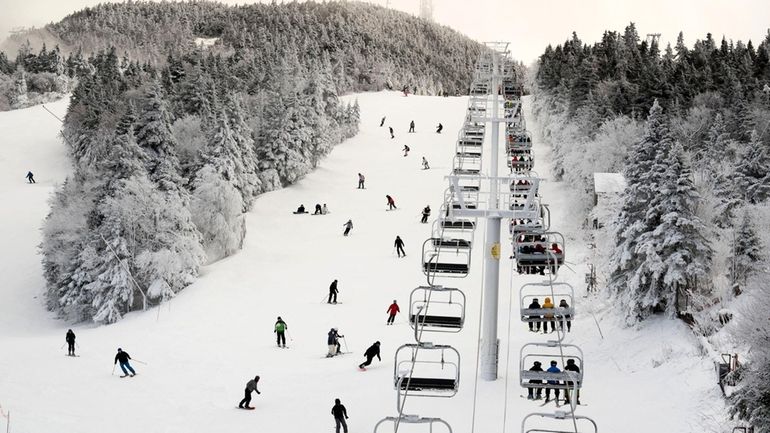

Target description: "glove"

left=257, top=391, right=261, bottom=394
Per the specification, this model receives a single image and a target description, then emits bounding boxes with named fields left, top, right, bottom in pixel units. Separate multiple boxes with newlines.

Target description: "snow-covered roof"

left=594, top=172, right=627, bottom=194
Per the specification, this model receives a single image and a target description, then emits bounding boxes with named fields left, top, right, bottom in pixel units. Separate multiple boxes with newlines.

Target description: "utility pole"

left=419, top=0, right=433, bottom=21
left=646, top=33, right=661, bottom=45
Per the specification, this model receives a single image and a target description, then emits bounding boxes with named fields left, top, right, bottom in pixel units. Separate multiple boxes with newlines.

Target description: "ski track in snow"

left=0, top=92, right=726, bottom=433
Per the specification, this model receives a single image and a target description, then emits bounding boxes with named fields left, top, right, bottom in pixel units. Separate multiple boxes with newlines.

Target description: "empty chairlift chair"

left=519, top=282, right=576, bottom=330
left=409, top=286, right=466, bottom=332
left=513, top=232, right=565, bottom=275
left=422, top=237, right=472, bottom=277
left=394, top=343, right=460, bottom=397
left=520, top=412, right=598, bottom=433
left=519, top=342, right=584, bottom=396
left=374, top=415, right=452, bottom=433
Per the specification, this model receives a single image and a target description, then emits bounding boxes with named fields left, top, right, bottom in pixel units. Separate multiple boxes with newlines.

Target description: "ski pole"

left=111, top=364, right=116, bottom=376
left=286, top=330, right=294, bottom=342
left=132, top=359, right=147, bottom=365
left=60, top=343, right=66, bottom=349
left=341, top=337, right=349, bottom=354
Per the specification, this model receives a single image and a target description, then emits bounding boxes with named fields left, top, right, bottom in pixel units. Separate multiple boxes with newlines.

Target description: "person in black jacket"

left=328, top=279, right=339, bottom=304
left=527, top=298, right=542, bottom=332
left=420, top=206, right=431, bottom=223
left=331, top=398, right=349, bottom=433
left=358, top=341, right=381, bottom=369
left=394, top=236, right=406, bottom=258
left=563, top=359, right=581, bottom=405
left=238, top=375, right=261, bottom=409
left=409, top=120, right=415, bottom=133
left=436, top=123, right=443, bottom=134
left=114, top=348, right=136, bottom=377
left=527, top=361, right=543, bottom=400
left=65, top=329, right=76, bottom=356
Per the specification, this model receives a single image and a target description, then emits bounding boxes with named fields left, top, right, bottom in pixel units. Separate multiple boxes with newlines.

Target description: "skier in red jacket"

left=386, top=300, right=400, bottom=325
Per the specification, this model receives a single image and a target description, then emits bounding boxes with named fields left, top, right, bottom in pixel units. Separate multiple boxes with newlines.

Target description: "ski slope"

left=0, top=92, right=727, bottom=433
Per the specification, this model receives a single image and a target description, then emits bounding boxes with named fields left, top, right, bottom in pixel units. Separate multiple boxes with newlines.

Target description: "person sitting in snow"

left=314, top=204, right=323, bottom=215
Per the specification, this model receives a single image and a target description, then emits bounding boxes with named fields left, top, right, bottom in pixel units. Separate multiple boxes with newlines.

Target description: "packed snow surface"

left=0, top=92, right=725, bottom=433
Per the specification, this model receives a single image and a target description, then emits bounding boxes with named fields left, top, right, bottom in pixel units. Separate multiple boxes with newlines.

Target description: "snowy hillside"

left=0, top=92, right=727, bottom=433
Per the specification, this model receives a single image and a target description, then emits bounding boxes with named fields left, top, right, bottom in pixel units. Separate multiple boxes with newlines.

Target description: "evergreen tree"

left=734, top=130, right=770, bottom=203
left=727, top=211, right=763, bottom=289
left=135, top=81, right=184, bottom=191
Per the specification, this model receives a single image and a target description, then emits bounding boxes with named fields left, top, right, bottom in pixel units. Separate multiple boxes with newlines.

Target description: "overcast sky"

left=2, top=0, right=769, bottom=63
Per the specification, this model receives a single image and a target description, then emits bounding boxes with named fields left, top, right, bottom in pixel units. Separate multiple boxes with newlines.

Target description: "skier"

left=402, top=144, right=410, bottom=156
left=394, top=235, right=406, bottom=258
left=65, top=329, right=76, bottom=356
left=358, top=341, right=381, bottom=370
left=409, top=120, right=415, bottom=133
left=386, top=195, right=397, bottom=210
left=421, top=157, right=430, bottom=170
left=327, top=328, right=344, bottom=357
left=386, top=300, right=400, bottom=325
left=542, top=297, right=555, bottom=333
left=380, top=116, right=386, bottom=127
left=436, top=123, right=443, bottom=134
left=527, top=298, right=542, bottom=332
left=389, top=126, right=395, bottom=139
left=357, top=173, right=365, bottom=189
left=328, top=279, right=339, bottom=304
left=420, top=205, right=431, bottom=223
left=342, top=220, right=353, bottom=236
left=331, top=398, right=349, bottom=433
left=314, top=204, right=323, bottom=215
left=527, top=361, right=543, bottom=400
left=402, top=85, right=409, bottom=96
left=238, top=375, right=261, bottom=409
left=26, top=171, right=35, bottom=184
left=559, top=299, right=572, bottom=332
left=544, top=360, right=561, bottom=404
left=322, top=204, right=329, bottom=215
left=275, top=316, right=288, bottom=348
left=563, top=358, right=581, bottom=405
left=114, top=348, right=136, bottom=377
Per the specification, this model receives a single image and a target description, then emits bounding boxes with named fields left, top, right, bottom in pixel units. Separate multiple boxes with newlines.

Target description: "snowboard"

left=385, top=208, right=399, bottom=211
left=292, top=211, right=309, bottom=214
left=358, top=367, right=367, bottom=371
left=65, top=354, right=80, bottom=357
left=237, top=406, right=256, bottom=410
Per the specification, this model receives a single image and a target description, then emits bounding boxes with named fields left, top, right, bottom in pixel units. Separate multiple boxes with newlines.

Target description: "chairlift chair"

left=374, top=415, right=453, bottom=433
left=520, top=282, right=576, bottom=326
left=422, top=238, right=471, bottom=277
left=409, top=286, right=466, bottom=332
left=519, top=342, right=584, bottom=392
left=439, top=217, right=476, bottom=231
left=394, top=343, right=460, bottom=397
left=521, top=412, right=597, bottom=433
left=513, top=231, right=565, bottom=275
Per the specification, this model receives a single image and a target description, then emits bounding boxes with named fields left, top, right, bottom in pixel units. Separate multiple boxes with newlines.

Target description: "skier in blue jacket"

left=545, top=360, right=561, bottom=403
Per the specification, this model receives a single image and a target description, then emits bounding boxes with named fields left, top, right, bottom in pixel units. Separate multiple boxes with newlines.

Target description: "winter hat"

left=277, top=316, right=281, bottom=320
left=550, top=360, right=557, bottom=366
left=534, top=361, right=542, bottom=366
left=254, top=375, right=260, bottom=381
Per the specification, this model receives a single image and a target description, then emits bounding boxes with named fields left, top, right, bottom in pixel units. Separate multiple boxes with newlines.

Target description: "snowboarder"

left=328, top=279, right=339, bottom=304
left=358, top=173, right=365, bottom=189
left=26, top=171, right=35, bottom=184
left=402, top=85, right=409, bottom=96
left=394, top=236, right=406, bottom=258
left=331, top=398, right=349, bottom=433
left=65, top=329, right=76, bottom=356
left=322, top=204, right=329, bottom=215
left=386, top=300, right=400, bottom=325
left=342, top=220, right=353, bottom=236
left=559, top=299, right=572, bottom=332
left=420, top=205, right=431, bottom=223
left=114, top=348, right=136, bottom=377
left=327, top=328, right=344, bottom=357
left=314, top=204, right=323, bottom=215
left=358, top=341, right=381, bottom=370
left=238, top=375, right=261, bottom=409
left=409, top=120, right=415, bottom=133
left=380, top=116, right=386, bottom=127
left=527, top=361, right=543, bottom=400
left=402, top=144, right=410, bottom=156
left=275, top=316, right=288, bottom=347
left=389, top=127, right=395, bottom=139
left=542, top=297, right=555, bottom=333
left=295, top=204, right=307, bottom=214
left=386, top=195, right=397, bottom=210
left=436, top=123, right=443, bottom=134
left=527, top=298, right=542, bottom=332
left=544, top=360, right=561, bottom=403
left=421, top=157, right=430, bottom=170
left=563, top=358, right=581, bottom=405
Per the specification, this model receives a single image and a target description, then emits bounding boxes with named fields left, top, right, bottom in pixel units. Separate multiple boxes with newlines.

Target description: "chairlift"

left=439, top=217, right=476, bottom=231
left=521, top=412, right=597, bottom=433
left=513, top=231, right=565, bottom=275
left=394, top=343, right=460, bottom=396
left=374, top=415, right=453, bottom=433
left=422, top=238, right=471, bottom=277
left=519, top=342, right=584, bottom=392
left=409, top=286, right=466, bottom=332
left=520, top=282, right=576, bottom=326
left=510, top=156, right=535, bottom=172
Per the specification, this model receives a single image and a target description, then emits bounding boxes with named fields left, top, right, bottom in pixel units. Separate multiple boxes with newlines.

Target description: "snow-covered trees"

left=609, top=102, right=711, bottom=320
